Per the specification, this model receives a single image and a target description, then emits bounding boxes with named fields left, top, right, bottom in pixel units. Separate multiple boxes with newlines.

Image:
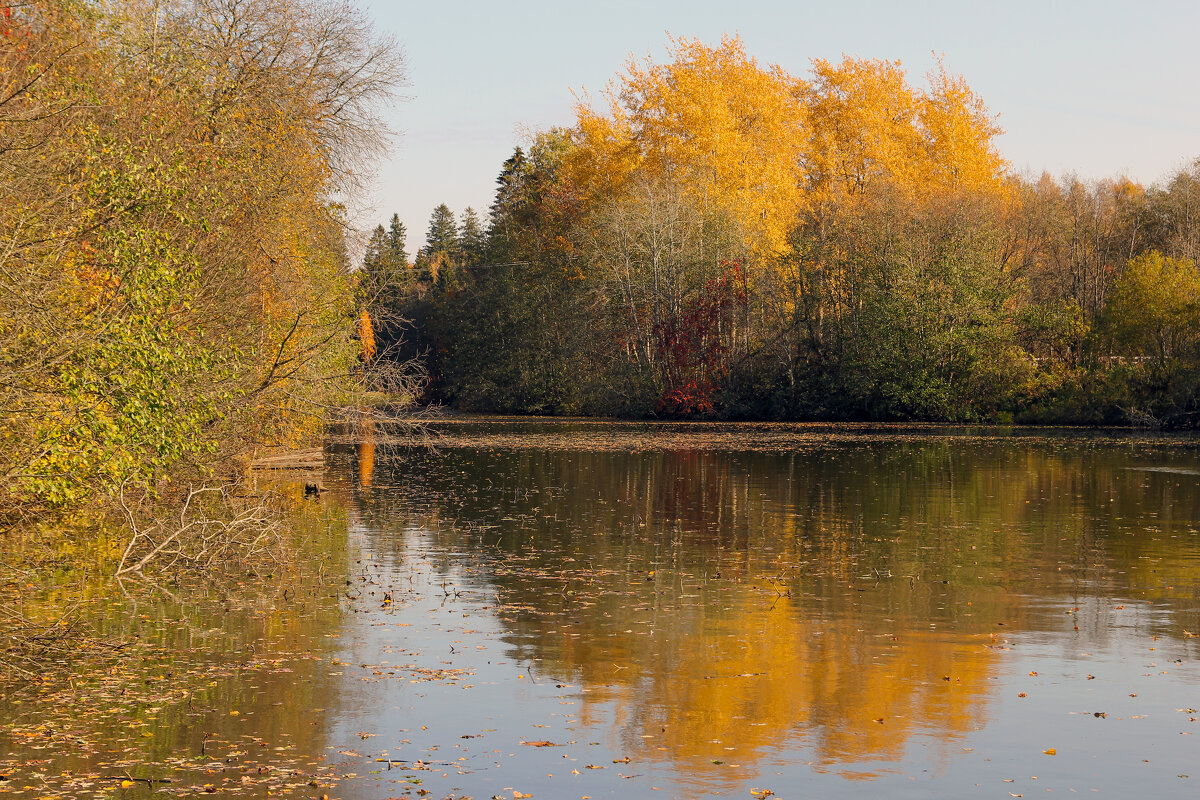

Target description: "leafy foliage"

left=368, top=37, right=1200, bottom=428
left=1, top=0, right=403, bottom=516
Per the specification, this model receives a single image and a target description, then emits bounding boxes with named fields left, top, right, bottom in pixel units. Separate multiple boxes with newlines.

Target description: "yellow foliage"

left=358, top=309, right=376, bottom=363
left=1103, top=251, right=1200, bottom=359
left=566, top=103, right=639, bottom=202
left=568, top=39, right=1009, bottom=261
left=918, top=63, right=1008, bottom=193
left=806, top=56, right=1008, bottom=207
left=806, top=56, right=923, bottom=202
left=571, top=35, right=808, bottom=256
left=0, top=0, right=390, bottom=512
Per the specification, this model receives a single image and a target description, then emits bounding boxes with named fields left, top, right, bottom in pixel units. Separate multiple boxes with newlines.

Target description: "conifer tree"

left=385, top=213, right=409, bottom=267
left=458, top=207, right=486, bottom=272
left=418, top=203, right=460, bottom=287
left=359, top=212, right=411, bottom=358
left=488, top=148, right=529, bottom=246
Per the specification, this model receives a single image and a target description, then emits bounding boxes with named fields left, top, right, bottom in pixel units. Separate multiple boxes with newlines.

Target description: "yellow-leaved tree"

left=918, top=64, right=1008, bottom=192
left=570, top=43, right=1008, bottom=256
left=569, top=35, right=809, bottom=257
left=805, top=56, right=924, bottom=205
left=768, top=54, right=1012, bottom=416
left=804, top=56, right=1008, bottom=210
left=556, top=38, right=1012, bottom=416
left=1, top=0, right=403, bottom=535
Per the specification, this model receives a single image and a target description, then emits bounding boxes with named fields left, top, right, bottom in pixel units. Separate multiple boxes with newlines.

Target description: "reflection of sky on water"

left=323, top=423, right=1200, bottom=799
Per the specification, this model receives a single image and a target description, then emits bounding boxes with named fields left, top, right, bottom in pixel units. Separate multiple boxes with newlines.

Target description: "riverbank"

left=4, top=422, right=1200, bottom=799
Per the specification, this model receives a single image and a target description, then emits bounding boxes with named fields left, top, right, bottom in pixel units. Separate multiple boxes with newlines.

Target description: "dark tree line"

left=361, top=154, right=1200, bottom=428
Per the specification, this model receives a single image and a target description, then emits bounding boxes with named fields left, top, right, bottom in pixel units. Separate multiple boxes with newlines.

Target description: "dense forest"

left=361, top=38, right=1200, bottom=427
left=0, top=0, right=401, bottom=528
left=5, top=8, right=1200, bottom=542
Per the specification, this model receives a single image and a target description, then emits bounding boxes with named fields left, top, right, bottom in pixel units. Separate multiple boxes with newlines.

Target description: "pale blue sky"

left=357, top=0, right=1200, bottom=249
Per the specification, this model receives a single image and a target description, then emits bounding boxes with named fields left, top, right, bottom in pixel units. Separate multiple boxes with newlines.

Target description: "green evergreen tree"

left=385, top=213, right=409, bottom=267
left=359, top=212, right=411, bottom=359
left=431, top=133, right=601, bottom=413
left=418, top=203, right=460, bottom=288
left=487, top=148, right=529, bottom=247
left=458, top=207, right=486, bottom=272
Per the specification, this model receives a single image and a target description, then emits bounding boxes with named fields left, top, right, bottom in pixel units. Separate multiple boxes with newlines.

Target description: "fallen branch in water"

left=116, top=482, right=285, bottom=576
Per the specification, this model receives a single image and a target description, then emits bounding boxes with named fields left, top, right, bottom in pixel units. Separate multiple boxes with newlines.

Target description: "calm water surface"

left=3, top=420, right=1200, bottom=799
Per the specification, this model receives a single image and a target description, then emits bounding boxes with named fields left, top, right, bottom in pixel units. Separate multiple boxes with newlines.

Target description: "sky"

left=355, top=0, right=1200, bottom=250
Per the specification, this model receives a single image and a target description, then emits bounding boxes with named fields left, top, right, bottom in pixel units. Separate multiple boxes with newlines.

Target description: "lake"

left=3, top=419, right=1200, bottom=799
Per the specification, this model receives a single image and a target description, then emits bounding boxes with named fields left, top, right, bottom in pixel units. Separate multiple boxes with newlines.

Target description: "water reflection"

left=357, top=412, right=376, bottom=490
left=332, top=424, right=1200, bottom=793
left=0, top=497, right=350, bottom=799
left=11, top=424, right=1184, bottom=797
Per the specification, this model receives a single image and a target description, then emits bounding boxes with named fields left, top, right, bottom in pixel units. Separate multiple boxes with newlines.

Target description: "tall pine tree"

left=417, top=204, right=460, bottom=287
left=458, top=207, right=486, bottom=273
left=359, top=212, right=410, bottom=358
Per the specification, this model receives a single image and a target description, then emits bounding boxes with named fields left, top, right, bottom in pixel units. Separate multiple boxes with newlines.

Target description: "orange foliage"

left=569, top=39, right=1009, bottom=258
left=357, top=309, right=376, bottom=363
left=570, top=36, right=807, bottom=256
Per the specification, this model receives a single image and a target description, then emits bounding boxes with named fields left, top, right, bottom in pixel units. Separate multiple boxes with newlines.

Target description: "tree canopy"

left=373, top=38, right=1200, bottom=428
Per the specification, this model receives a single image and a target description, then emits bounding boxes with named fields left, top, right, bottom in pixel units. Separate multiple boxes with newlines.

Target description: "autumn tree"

left=576, top=175, right=747, bottom=414
left=400, top=34, right=1200, bottom=425
left=0, top=0, right=404, bottom=521
left=1089, top=251, right=1200, bottom=425
left=553, top=39, right=1014, bottom=416
left=1101, top=252, right=1200, bottom=362
left=569, top=35, right=808, bottom=259
left=1141, top=160, right=1200, bottom=263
